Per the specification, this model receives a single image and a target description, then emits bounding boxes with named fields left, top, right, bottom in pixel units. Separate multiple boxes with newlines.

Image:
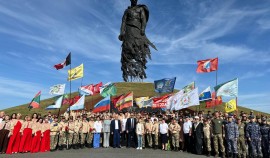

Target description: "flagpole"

left=236, top=97, right=238, bottom=116
left=213, top=69, right=218, bottom=112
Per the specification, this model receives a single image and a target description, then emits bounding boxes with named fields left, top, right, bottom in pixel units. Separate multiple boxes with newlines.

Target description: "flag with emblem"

left=49, top=84, right=65, bottom=95
left=152, top=94, right=172, bottom=109
left=100, top=82, right=117, bottom=98
left=167, top=90, right=184, bottom=110
left=154, top=77, right=176, bottom=93
left=68, top=64, right=84, bottom=81
left=199, top=86, right=212, bottom=101
left=173, top=88, right=200, bottom=110
left=225, top=99, right=237, bottom=113
left=196, top=57, right=218, bottom=73
left=214, top=78, right=238, bottom=97
left=28, top=91, right=41, bottom=109
left=135, top=97, right=152, bottom=108
left=182, top=81, right=195, bottom=93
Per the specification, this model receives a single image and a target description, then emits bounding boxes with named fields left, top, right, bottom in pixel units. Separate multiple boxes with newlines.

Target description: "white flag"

left=46, top=96, right=63, bottom=110
left=173, top=88, right=200, bottom=110
left=167, top=90, right=184, bottom=110
left=49, top=84, right=65, bottom=95
left=69, top=95, right=85, bottom=111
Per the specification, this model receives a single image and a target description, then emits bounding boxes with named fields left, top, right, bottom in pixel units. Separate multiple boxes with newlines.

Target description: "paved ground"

left=1, top=148, right=211, bottom=158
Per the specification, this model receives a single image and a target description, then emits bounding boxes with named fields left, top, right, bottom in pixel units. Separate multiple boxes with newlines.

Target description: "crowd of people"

left=0, top=110, right=269, bottom=158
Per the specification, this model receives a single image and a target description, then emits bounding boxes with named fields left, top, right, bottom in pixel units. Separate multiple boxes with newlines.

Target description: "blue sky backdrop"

left=0, top=0, right=269, bottom=112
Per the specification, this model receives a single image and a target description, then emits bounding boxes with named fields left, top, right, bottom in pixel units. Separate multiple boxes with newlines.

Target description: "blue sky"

left=0, top=0, right=270, bottom=113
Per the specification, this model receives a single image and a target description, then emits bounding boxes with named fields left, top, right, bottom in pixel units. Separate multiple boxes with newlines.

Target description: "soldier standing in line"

left=80, top=116, right=89, bottom=148
left=87, top=117, right=95, bottom=148
left=58, top=117, right=67, bottom=150
left=141, top=116, right=146, bottom=149
left=246, top=115, right=263, bottom=158
left=73, top=115, right=82, bottom=149
left=152, top=119, right=159, bottom=150
left=169, top=119, right=180, bottom=151
left=224, top=115, right=239, bottom=158
left=260, top=117, right=269, bottom=158
left=50, top=117, right=59, bottom=151
left=211, top=111, right=225, bottom=158
left=203, top=118, right=212, bottom=157
left=237, top=117, right=247, bottom=158
left=66, top=116, right=74, bottom=150
left=145, top=118, right=153, bottom=148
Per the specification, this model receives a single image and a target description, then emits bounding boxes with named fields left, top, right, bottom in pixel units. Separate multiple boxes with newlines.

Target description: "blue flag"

left=154, top=77, right=176, bottom=93
left=199, top=86, right=212, bottom=101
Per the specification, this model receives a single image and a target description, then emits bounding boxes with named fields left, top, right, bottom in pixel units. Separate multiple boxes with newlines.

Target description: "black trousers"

left=0, top=129, right=9, bottom=153
left=127, top=130, right=137, bottom=147
left=184, top=133, right=191, bottom=152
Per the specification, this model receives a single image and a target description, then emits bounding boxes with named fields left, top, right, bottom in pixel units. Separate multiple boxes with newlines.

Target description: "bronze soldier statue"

left=119, top=0, right=157, bottom=82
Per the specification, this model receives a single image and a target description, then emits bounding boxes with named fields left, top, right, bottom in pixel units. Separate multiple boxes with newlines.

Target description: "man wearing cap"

left=260, top=117, right=269, bottom=158
left=192, top=116, right=204, bottom=155
left=224, top=115, right=239, bottom=158
left=50, top=117, right=59, bottom=151
left=246, top=115, right=263, bottom=158
left=58, top=117, right=67, bottom=150
left=211, top=111, right=225, bottom=158
left=169, top=119, right=180, bottom=151
left=152, top=119, right=159, bottom=149
left=145, top=118, right=153, bottom=148
left=237, top=117, right=247, bottom=158
left=203, top=118, right=212, bottom=157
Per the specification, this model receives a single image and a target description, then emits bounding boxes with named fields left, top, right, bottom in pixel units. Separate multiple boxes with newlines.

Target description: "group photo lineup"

left=0, top=0, right=269, bottom=158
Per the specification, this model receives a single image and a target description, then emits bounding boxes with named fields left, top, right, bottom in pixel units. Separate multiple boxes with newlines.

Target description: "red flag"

left=54, top=53, right=71, bottom=70
left=92, top=82, right=103, bottom=95
left=205, top=92, right=222, bottom=108
left=196, top=58, right=218, bottom=73
left=152, top=94, right=171, bottom=109
left=112, top=95, right=124, bottom=108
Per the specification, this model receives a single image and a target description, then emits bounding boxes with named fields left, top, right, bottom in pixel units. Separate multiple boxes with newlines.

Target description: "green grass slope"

left=2, top=82, right=269, bottom=117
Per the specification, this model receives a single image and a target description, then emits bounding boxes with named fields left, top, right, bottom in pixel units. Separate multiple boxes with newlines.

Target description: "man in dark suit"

left=126, top=113, right=137, bottom=148
left=110, top=114, right=122, bottom=148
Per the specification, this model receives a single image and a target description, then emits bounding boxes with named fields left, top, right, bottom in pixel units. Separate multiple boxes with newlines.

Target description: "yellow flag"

left=68, top=64, right=84, bottom=81
left=225, top=99, right=237, bottom=113
left=135, top=97, right=149, bottom=108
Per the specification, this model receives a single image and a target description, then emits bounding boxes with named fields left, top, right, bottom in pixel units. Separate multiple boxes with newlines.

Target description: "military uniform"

left=152, top=122, right=159, bottom=149
left=203, top=123, right=211, bottom=154
left=246, top=120, right=262, bottom=157
left=145, top=121, right=153, bottom=148
left=224, top=120, right=239, bottom=157
left=66, top=120, right=75, bottom=149
left=169, top=122, right=180, bottom=150
left=73, top=119, right=82, bottom=149
left=80, top=120, right=89, bottom=147
left=87, top=120, right=94, bottom=147
left=211, top=118, right=225, bottom=157
left=260, top=119, right=270, bottom=158
left=50, top=121, right=59, bottom=150
left=141, top=119, right=146, bottom=148
left=237, top=122, right=247, bottom=158
left=58, top=120, right=68, bottom=149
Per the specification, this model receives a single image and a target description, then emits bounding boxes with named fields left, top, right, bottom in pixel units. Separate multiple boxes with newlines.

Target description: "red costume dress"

left=19, top=121, right=32, bottom=152
left=6, top=119, right=22, bottom=154
left=31, top=122, right=42, bottom=153
left=40, top=123, right=50, bottom=152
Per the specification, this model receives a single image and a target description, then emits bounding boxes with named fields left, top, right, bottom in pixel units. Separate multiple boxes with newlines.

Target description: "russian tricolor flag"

left=92, top=96, right=110, bottom=113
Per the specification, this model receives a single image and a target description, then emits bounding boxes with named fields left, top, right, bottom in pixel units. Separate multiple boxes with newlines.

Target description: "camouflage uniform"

left=81, top=120, right=89, bottom=146
left=203, top=123, right=211, bottom=152
left=224, top=121, right=239, bottom=155
left=145, top=121, right=153, bottom=147
left=87, top=121, right=94, bottom=146
left=73, top=119, right=82, bottom=146
left=246, top=121, right=262, bottom=157
left=237, top=122, right=247, bottom=158
left=260, top=121, right=270, bottom=158
left=169, top=122, right=180, bottom=149
left=50, top=121, right=59, bottom=150
left=67, top=120, right=75, bottom=148
left=152, top=122, right=159, bottom=148
left=58, top=120, right=67, bottom=147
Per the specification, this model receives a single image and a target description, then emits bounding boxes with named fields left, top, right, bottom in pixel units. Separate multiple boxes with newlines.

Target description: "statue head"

left=130, top=0, right=138, bottom=7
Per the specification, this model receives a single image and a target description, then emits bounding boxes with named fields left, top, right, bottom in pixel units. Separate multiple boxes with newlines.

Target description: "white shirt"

left=121, top=118, right=127, bottom=132
left=94, top=121, right=103, bottom=133
left=159, top=123, right=168, bottom=134
left=183, top=121, right=192, bottom=134
left=0, top=118, right=3, bottom=124
left=115, top=120, right=119, bottom=130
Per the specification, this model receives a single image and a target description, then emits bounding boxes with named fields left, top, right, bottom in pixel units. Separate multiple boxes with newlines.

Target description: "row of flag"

left=28, top=54, right=238, bottom=114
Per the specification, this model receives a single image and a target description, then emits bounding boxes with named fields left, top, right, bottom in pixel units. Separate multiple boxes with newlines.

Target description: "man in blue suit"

left=111, top=114, right=122, bottom=148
